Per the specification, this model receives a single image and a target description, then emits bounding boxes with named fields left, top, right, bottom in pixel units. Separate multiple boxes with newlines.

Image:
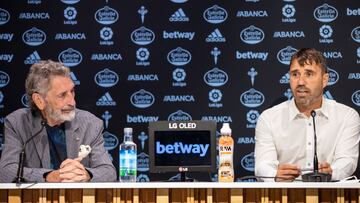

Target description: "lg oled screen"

left=149, top=121, right=216, bottom=173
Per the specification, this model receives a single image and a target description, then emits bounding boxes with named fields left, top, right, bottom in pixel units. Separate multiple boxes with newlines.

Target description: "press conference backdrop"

left=0, top=0, right=359, bottom=182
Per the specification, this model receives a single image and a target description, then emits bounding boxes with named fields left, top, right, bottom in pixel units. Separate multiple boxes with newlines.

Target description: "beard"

left=293, top=85, right=323, bottom=108
left=45, top=104, right=76, bottom=123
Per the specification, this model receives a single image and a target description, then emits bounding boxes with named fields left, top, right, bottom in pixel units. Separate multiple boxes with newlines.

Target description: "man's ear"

left=32, top=93, right=46, bottom=110
left=322, top=73, right=329, bottom=88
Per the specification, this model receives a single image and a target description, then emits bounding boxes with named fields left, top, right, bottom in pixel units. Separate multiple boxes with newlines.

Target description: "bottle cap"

left=124, top=127, right=133, bottom=134
left=220, top=123, right=231, bottom=135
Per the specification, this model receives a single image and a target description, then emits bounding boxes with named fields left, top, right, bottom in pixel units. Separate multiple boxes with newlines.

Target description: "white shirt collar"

left=288, top=97, right=330, bottom=121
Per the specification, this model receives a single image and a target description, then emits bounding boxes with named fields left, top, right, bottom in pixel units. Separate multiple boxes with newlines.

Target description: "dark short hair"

left=25, top=60, right=70, bottom=112
left=290, top=48, right=328, bottom=73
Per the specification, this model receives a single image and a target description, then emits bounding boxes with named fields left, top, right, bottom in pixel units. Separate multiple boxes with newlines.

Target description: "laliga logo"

left=94, top=68, right=119, bottom=88
left=22, top=27, right=46, bottom=46
left=203, top=5, right=228, bottom=24
left=167, top=110, right=192, bottom=121
left=352, top=90, right=360, bottom=106
left=277, top=46, right=298, bottom=65
left=102, top=131, right=119, bottom=151
left=240, top=25, right=264, bottom=44
left=313, top=3, right=338, bottom=23
left=0, top=8, right=10, bottom=25
left=326, top=68, right=339, bottom=86
left=58, top=48, right=82, bottom=67
left=167, top=47, right=192, bottom=66
left=137, top=152, right=149, bottom=172
left=351, top=26, right=360, bottom=43
left=131, top=26, right=155, bottom=45
left=95, top=6, right=119, bottom=25
left=0, top=71, right=10, bottom=88
left=241, top=152, right=255, bottom=172
left=204, top=68, right=228, bottom=87
left=130, top=89, right=155, bottom=108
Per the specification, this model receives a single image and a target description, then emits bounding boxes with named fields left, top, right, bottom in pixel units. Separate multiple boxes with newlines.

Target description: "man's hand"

left=319, top=162, right=332, bottom=174
left=58, top=158, right=91, bottom=182
left=45, top=170, right=61, bottom=182
left=275, top=164, right=301, bottom=182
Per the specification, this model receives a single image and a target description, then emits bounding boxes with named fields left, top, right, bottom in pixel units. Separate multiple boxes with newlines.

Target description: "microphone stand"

left=302, top=111, right=331, bottom=182
left=13, top=120, right=46, bottom=183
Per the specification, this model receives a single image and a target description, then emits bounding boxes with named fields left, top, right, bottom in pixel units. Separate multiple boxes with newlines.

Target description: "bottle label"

left=119, top=149, right=137, bottom=177
left=218, top=135, right=234, bottom=182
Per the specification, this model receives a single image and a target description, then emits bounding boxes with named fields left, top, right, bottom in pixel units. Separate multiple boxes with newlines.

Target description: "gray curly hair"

left=25, top=60, right=71, bottom=112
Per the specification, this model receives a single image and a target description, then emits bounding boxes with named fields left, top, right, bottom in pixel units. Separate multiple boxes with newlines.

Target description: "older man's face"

left=43, top=76, right=76, bottom=126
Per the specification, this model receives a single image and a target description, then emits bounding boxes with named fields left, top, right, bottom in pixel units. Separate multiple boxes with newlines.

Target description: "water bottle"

left=119, top=127, right=137, bottom=182
left=218, top=123, right=234, bottom=182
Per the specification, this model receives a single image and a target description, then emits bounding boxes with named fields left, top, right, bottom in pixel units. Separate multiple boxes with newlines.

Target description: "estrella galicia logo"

left=130, top=26, right=155, bottom=45
left=102, top=131, right=119, bottom=151
left=277, top=46, right=297, bottom=65
left=61, top=0, right=80, bottom=4
left=351, top=90, right=360, bottom=106
left=313, top=3, right=338, bottom=23
left=22, top=27, right=46, bottom=46
left=94, top=68, right=119, bottom=88
left=0, top=71, right=10, bottom=88
left=240, top=88, right=265, bottom=108
left=95, top=6, right=119, bottom=25
left=58, top=48, right=82, bottom=67
left=203, top=5, right=227, bottom=24
left=137, top=152, right=149, bottom=172
left=203, top=67, right=228, bottom=87
left=327, top=68, right=339, bottom=86
left=351, top=26, right=360, bottom=43
left=167, top=110, right=192, bottom=121
left=21, top=93, right=29, bottom=107
left=167, top=47, right=191, bottom=66
left=241, top=152, right=254, bottom=172
left=0, top=8, right=10, bottom=25
left=240, top=25, right=264, bottom=44
left=130, top=89, right=155, bottom=108
left=170, top=0, right=188, bottom=3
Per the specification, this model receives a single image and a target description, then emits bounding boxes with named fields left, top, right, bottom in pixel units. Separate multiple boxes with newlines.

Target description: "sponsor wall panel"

left=0, top=0, right=359, bottom=181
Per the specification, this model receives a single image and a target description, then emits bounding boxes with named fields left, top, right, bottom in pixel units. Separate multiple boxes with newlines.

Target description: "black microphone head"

left=311, top=110, right=316, bottom=118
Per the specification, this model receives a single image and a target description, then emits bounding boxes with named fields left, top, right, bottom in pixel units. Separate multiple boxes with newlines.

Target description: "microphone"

left=13, top=120, right=46, bottom=183
left=301, top=110, right=331, bottom=182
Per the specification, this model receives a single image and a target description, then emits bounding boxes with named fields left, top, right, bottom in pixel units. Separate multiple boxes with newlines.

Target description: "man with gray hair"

left=0, top=60, right=116, bottom=182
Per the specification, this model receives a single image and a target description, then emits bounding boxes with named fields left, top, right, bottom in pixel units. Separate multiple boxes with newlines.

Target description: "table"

left=1, top=182, right=359, bottom=203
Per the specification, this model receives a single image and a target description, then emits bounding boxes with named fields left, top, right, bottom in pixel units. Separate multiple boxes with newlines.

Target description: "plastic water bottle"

left=119, top=127, right=137, bottom=182
left=218, top=123, right=234, bottom=182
